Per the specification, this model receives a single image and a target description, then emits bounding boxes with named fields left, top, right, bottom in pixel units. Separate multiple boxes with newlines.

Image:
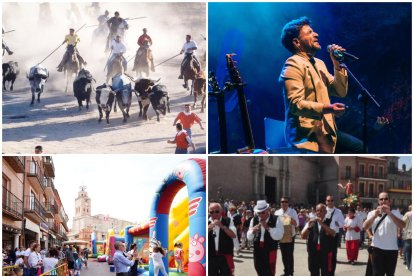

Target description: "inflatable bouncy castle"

left=149, top=158, right=206, bottom=275
left=125, top=223, right=151, bottom=264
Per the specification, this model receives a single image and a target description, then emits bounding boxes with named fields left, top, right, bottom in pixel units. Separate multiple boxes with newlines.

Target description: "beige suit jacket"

left=279, top=54, right=348, bottom=153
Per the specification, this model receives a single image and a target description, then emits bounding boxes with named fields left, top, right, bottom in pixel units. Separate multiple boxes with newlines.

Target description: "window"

left=359, top=164, right=365, bottom=177
left=345, top=166, right=352, bottom=178
left=368, top=183, right=374, bottom=197
left=359, top=183, right=365, bottom=197
left=378, top=184, right=384, bottom=193
left=378, top=167, right=384, bottom=178
left=30, top=191, right=36, bottom=210
left=398, top=180, right=404, bottom=189
left=369, top=165, right=374, bottom=178
left=268, top=157, right=273, bottom=165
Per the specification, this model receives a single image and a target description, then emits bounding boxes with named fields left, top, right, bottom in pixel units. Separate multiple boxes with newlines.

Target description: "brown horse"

left=64, top=46, right=80, bottom=94
left=193, top=70, right=206, bottom=113
left=182, top=55, right=199, bottom=95
left=133, top=46, right=155, bottom=78
left=106, top=54, right=123, bottom=83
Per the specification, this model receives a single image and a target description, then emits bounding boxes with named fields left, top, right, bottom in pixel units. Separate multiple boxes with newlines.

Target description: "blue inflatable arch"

left=149, top=158, right=206, bottom=275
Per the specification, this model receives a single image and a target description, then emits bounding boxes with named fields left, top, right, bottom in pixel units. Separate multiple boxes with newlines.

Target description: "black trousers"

left=335, top=131, right=364, bottom=153
left=308, top=249, right=335, bottom=276
left=280, top=239, right=295, bottom=275
left=371, top=247, right=398, bottom=276
left=209, top=254, right=231, bottom=276
left=253, top=249, right=276, bottom=276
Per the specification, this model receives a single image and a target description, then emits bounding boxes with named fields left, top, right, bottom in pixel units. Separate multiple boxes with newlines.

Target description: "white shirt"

left=356, top=210, right=368, bottom=221
left=344, top=216, right=363, bottom=241
left=24, top=248, right=32, bottom=268
left=28, top=251, right=42, bottom=268
left=111, top=40, right=126, bottom=54
left=151, top=252, right=164, bottom=266
left=326, top=206, right=345, bottom=233
left=247, top=215, right=284, bottom=242
left=43, top=257, right=59, bottom=272
left=209, top=217, right=237, bottom=251
left=368, top=209, right=403, bottom=250
left=15, top=258, right=24, bottom=266
left=275, top=207, right=299, bottom=237
left=181, top=40, right=197, bottom=54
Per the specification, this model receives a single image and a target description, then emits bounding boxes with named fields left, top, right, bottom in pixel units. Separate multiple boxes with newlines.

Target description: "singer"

left=279, top=17, right=364, bottom=153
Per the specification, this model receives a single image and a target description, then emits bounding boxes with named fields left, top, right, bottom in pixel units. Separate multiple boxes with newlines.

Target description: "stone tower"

left=75, top=185, right=91, bottom=218
left=71, top=186, right=91, bottom=234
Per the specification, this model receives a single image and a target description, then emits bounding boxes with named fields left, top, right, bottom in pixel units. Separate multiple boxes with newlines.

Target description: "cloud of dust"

left=2, top=2, right=206, bottom=90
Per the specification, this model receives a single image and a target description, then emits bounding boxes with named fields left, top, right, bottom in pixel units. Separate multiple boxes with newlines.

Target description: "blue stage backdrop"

left=208, top=2, right=411, bottom=153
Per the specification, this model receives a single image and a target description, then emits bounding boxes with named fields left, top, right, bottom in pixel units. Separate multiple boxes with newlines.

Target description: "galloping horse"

left=64, top=45, right=80, bottom=94
left=182, top=55, right=200, bottom=95
left=193, top=70, right=206, bottom=113
left=133, top=44, right=155, bottom=78
left=106, top=54, right=123, bottom=83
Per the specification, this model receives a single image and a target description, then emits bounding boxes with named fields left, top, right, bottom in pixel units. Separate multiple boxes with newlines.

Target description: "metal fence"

left=40, top=263, right=68, bottom=276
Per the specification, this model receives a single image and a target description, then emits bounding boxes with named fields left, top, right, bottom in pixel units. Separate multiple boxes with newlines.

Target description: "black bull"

left=134, top=79, right=170, bottom=122
left=96, top=83, right=116, bottom=124
left=73, top=69, right=95, bottom=110
left=2, top=61, right=19, bottom=91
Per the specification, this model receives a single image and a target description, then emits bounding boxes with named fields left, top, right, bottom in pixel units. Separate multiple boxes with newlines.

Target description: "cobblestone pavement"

left=233, top=239, right=411, bottom=276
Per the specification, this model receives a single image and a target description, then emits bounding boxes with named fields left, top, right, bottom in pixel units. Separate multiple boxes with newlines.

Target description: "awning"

left=49, top=234, right=56, bottom=239
left=25, top=219, right=41, bottom=234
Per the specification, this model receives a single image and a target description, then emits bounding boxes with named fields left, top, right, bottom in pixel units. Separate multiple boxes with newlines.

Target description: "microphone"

left=327, top=45, right=359, bottom=61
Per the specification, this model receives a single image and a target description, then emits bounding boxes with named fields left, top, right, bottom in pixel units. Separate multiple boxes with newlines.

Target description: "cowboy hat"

left=254, top=200, right=270, bottom=213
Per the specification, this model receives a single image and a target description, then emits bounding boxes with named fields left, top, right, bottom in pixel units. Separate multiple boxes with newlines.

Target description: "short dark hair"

left=281, top=16, right=311, bottom=53
left=176, top=123, right=183, bottom=131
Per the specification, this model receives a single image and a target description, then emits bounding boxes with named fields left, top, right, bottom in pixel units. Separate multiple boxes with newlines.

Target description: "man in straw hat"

left=247, top=200, right=284, bottom=275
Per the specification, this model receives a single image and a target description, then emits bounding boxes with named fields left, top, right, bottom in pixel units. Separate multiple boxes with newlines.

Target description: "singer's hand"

left=375, top=206, right=382, bottom=217
left=208, top=223, right=215, bottom=232
left=329, top=44, right=346, bottom=68
left=323, top=103, right=346, bottom=116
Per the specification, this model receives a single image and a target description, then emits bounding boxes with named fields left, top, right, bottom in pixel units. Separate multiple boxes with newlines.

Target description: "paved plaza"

left=233, top=239, right=411, bottom=276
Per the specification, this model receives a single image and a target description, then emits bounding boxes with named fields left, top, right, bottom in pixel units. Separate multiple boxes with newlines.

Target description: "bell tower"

left=74, top=186, right=91, bottom=218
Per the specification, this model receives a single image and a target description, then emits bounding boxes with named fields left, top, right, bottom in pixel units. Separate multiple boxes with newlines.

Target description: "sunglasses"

left=379, top=198, right=389, bottom=201
left=258, top=211, right=267, bottom=215
left=281, top=201, right=289, bottom=203
left=209, top=210, right=220, bottom=214
left=326, top=200, right=333, bottom=202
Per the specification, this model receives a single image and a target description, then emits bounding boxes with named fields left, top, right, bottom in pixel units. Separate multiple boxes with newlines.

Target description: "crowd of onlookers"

left=2, top=243, right=89, bottom=276
left=209, top=198, right=412, bottom=271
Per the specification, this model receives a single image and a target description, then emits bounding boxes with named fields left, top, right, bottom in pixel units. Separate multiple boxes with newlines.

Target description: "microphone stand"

left=339, top=63, right=380, bottom=153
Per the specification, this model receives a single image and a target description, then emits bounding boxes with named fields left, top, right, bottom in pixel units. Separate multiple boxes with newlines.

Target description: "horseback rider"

left=133, top=28, right=155, bottom=73
left=57, top=28, right=86, bottom=72
left=138, top=28, right=152, bottom=47
left=106, top=11, right=128, bottom=52
left=107, top=35, right=127, bottom=74
left=2, top=28, right=13, bottom=56
left=178, top=34, right=200, bottom=79
left=97, top=10, right=110, bottom=33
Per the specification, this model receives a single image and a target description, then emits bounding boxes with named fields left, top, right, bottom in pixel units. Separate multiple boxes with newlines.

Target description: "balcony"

left=3, top=156, right=25, bottom=173
left=24, top=195, right=47, bottom=223
left=26, top=160, right=46, bottom=192
left=2, top=187, right=24, bottom=221
left=48, top=222, right=59, bottom=233
left=42, top=156, right=55, bottom=178
left=43, top=202, right=56, bottom=219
